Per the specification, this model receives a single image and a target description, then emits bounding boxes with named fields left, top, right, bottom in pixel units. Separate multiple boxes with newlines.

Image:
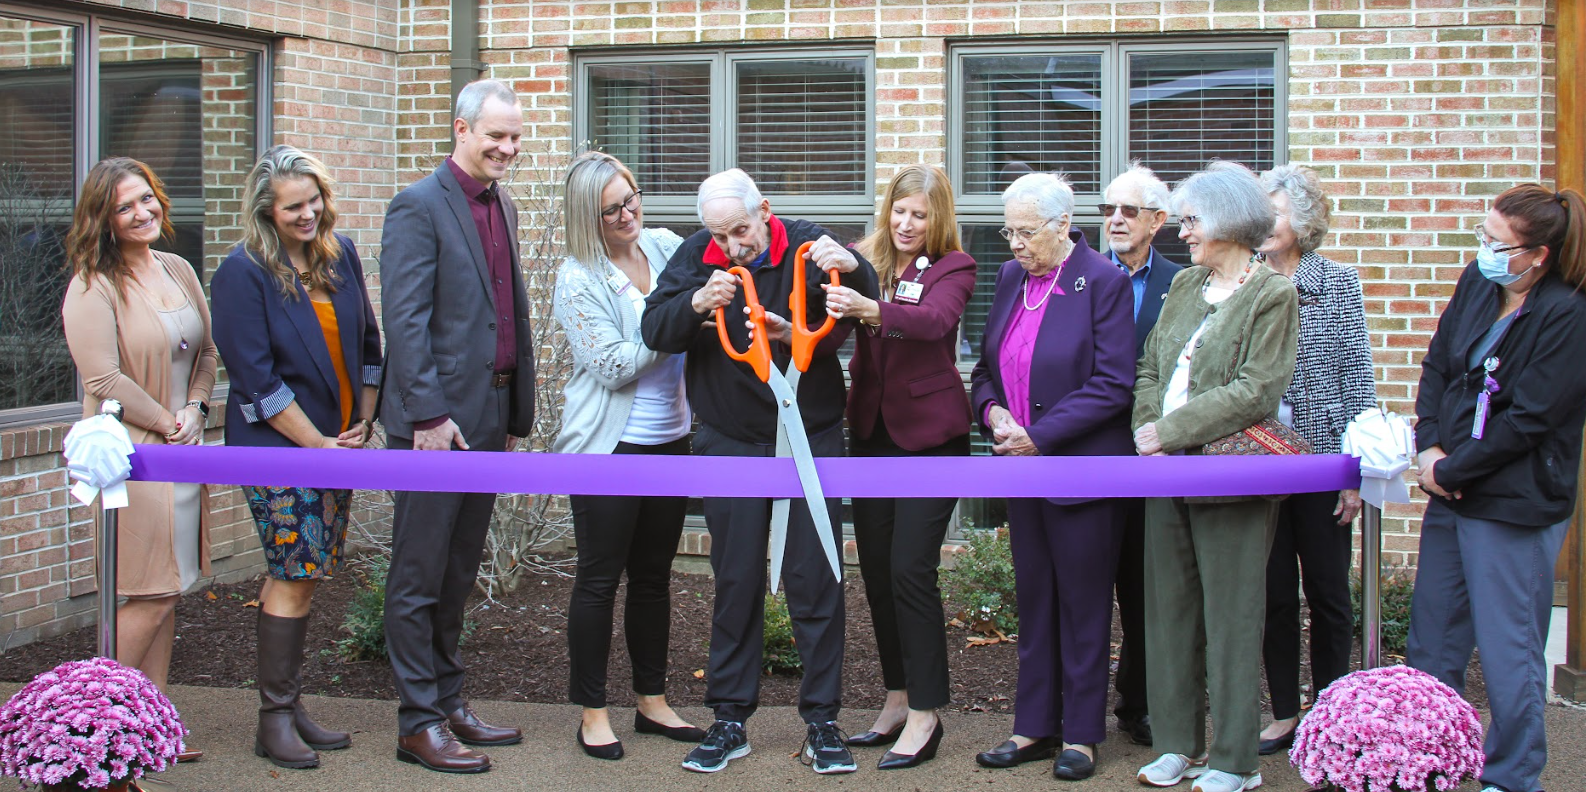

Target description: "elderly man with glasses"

left=1098, top=163, right=1183, bottom=749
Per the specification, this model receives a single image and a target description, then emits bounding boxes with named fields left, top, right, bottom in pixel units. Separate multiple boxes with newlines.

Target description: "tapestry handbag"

left=1201, top=415, right=1313, bottom=456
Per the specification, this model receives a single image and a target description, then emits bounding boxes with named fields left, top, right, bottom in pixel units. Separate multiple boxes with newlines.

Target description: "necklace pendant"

left=179, top=339, right=189, bottom=351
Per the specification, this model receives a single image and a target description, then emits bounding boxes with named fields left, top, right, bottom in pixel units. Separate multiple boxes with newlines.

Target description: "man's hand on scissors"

left=691, top=269, right=739, bottom=315
left=807, top=235, right=859, bottom=274
left=747, top=308, right=793, bottom=346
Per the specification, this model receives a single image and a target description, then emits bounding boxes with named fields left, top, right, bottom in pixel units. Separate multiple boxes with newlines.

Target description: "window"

left=951, top=39, right=1285, bottom=355
left=0, top=4, right=269, bottom=426
left=577, top=49, right=874, bottom=245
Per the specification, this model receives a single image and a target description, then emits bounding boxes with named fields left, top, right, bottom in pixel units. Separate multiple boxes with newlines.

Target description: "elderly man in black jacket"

left=642, top=168, right=879, bottom=775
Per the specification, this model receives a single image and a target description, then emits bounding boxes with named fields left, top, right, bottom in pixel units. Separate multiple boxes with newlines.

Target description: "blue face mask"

left=1477, top=244, right=1523, bottom=286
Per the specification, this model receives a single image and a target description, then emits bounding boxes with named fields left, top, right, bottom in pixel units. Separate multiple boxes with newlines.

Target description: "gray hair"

left=1260, top=163, right=1332, bottom=254
left=1170, top=161, right=1275, bottom=250
left=455, top=79, right=518, bottom=126
left=1104, top=162, right=1171, bottom=211
left=1001, top=172, right=1075, bottom=222
left=563, top=150, right=638, bottom=271
left=696, top=168, right=764, bottom=220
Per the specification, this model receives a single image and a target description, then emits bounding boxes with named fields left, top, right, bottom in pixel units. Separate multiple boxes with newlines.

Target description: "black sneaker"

left=801, top=722, right=857, bottom=774
left=681, top=720, right=750, bottom=773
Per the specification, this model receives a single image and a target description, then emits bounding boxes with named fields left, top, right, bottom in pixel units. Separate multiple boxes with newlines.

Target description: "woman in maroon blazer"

left=968, top=172, right=1136, bottom=781
left=823, top=164, right=975, bottom=770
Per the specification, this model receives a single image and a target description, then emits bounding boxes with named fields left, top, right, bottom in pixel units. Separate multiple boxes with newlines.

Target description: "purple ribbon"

left=127, top=445, right=1362, bottom=498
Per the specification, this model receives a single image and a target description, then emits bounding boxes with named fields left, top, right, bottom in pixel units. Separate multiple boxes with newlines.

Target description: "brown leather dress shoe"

left=447, top=706, right=523, bottom=746
left=396, top=723, right=491, bottom=774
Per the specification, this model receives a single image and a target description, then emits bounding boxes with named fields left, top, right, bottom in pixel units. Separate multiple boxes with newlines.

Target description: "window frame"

left=573, top=45, right=877, bottom=232
left=0, top=1, right=272, bottom=429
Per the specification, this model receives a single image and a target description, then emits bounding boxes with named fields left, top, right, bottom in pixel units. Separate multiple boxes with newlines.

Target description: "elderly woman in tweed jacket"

left=1253, top=164, right=1377, bottom=756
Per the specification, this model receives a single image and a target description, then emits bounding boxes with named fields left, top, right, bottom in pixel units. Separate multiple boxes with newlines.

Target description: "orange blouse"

left=310, top=299, right=355, bottom=432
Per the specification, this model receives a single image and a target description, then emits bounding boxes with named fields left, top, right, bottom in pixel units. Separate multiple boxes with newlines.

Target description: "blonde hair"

left=563, top=150, right=639, bottom=270
left=239, top=145, right=342, bottom=299
left=855, top=165, right=962, bottom=289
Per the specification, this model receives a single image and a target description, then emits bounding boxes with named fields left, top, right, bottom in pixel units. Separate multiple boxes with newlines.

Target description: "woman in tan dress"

left=61, top=158, right=217, bottom=760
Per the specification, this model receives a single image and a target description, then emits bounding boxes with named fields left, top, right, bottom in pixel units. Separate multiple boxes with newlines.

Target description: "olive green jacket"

left=1132, top=264, right=1300, bottom=452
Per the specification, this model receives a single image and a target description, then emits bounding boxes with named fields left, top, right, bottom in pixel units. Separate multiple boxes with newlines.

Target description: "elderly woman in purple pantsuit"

left=969, top=173, right=1137, bottom=782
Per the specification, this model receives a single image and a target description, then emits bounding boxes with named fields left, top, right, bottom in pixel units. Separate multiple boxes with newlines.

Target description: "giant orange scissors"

left=715, top=241, right=843, bottom=587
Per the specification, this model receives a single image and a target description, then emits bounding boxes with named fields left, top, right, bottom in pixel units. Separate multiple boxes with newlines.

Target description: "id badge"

left=606, top=273, right=630, bottom=295
left=1471, top=391, right=1489, bottom=439
left=894, top=280, right=924, bottom=304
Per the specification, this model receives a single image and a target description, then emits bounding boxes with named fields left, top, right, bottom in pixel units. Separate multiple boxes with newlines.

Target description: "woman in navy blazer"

left=210, top=146, right=380, bottom=770
left=968, top=173, right=1136, bottom=781
left=823, top=165, right=975, bottom=770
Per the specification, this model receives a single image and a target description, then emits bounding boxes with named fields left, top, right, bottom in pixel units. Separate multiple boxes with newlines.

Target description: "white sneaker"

left=1191, top=769, right=1262, bottom=792
left=1137, top=753, right=1209, bottom=786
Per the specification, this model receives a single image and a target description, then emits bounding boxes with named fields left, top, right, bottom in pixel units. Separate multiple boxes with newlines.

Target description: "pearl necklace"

left=1022, top=267, right=1062, bottom=311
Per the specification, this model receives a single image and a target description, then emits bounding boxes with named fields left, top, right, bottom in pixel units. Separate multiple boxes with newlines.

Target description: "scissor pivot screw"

left=782, top=399, right=792, bottom=407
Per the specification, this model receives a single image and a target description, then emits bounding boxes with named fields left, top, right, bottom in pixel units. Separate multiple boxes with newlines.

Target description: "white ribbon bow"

left=63, top=415, right=136, bottom=510
left=1340, top=408, right=1415, bottom=509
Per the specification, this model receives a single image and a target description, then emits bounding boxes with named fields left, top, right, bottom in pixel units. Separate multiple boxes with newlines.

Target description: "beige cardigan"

left=61, top=250, right=219, bottom=596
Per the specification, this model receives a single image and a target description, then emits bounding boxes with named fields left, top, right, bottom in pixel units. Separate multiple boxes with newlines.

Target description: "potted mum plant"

left=0, top=657, right=187, bottom=791
left=1291, top=665, right=1484, bottom=792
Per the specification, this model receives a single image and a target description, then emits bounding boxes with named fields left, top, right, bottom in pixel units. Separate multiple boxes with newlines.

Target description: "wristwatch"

left=185, top=400, right=209, bottom=419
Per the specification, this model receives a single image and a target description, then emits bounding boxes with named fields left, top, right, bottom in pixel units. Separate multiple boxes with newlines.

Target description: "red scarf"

left=702, top=213, right=789, bottom=269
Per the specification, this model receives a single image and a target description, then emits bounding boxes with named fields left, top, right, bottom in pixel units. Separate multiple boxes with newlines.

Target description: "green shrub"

left=1350, top=567, right=1416, bottom=658
left=762, top=592, right=802, bottom=675
left=336, top=554, right=390, bottom=662
left=943, top=525, right=1018, bottom=637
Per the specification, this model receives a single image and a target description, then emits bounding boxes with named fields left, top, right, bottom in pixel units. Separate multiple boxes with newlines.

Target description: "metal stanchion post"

left=1361, top=502, right=1383, bottom=669
left=96, top=399, right=123, bottom=659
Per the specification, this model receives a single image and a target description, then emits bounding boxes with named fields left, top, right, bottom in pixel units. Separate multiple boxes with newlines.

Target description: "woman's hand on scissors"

left=692, top=269, right=739, bottom=315
left=823, top=284, right=880, bottom=323
left=747, top=307, right=792, bottom=346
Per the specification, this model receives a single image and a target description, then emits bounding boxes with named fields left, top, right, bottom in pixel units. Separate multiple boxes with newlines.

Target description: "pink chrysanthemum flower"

left=0, top=658, right=186, bottom=790
left=1291, top=666, right=1484, bottom=792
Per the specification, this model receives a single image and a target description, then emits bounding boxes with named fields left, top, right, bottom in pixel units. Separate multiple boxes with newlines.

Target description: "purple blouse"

left=997, top=267, right=1065, bottom=425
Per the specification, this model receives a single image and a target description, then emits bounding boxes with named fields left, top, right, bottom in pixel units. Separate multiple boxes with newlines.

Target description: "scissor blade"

left=767, top=369, right=842, bottom=582
left=768, top=396, right=792, bottom=593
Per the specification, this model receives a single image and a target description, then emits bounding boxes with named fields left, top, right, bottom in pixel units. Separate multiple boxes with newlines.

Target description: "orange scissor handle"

left=789, top=241, right=840, bottom=373
left=714, top=265, right=772, bottom=382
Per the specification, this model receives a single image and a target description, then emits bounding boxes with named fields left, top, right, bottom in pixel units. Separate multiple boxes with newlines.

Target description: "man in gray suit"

left=379, top=78, right=535, bottom=774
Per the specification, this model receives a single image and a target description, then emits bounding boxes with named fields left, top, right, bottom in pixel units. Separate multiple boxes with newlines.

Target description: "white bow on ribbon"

left=1341, top=408, right=1416, bottom=509
left=63, top=414, right=136, bottom=510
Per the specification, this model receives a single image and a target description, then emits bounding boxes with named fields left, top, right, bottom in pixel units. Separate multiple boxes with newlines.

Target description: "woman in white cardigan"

left=552, top=151, right=704, bottom=760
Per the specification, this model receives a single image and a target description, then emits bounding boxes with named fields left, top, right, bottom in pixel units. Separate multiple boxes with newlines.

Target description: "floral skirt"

left=243, top=486, right=350, bottom=580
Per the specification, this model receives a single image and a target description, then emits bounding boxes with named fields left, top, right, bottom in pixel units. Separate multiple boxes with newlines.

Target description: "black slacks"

left=695, top=422, right=846, bottom=725
left=1262, top=489, right=1355, bottom=720
left=850, top=421, right=966, bottom=711
left=1112, top=498, right=1149, bottom=722
left=566, top=436, right=690, bottom=708
left=384, top=390, right=508, bottom=736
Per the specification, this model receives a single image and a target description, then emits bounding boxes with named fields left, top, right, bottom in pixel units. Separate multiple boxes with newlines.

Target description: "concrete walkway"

left=112, top=685, right=1585, bottom=792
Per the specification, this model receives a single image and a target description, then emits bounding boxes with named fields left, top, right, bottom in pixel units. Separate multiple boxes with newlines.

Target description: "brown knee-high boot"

left=286, top=614, right=351, bottom=750
left=255, top=612, right=318, bottom=769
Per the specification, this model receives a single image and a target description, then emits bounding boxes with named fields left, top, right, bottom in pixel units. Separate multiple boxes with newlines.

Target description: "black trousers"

left=850, top=422, right=966, bottom=711
left=1262, top=489, right=1355, bottom=720
left=566, top=436, right=690, bottom=708
left=695, top=422, right=846, bottom=725
left=384, top=390, right=508, bottom=736
left=1112, top=498, right=1149, bottom=722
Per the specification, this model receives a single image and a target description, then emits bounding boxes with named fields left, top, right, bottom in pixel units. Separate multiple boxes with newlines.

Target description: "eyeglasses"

left=998, top=221, right=1053, bottom=241
left=1178, top=215, right=1201, bottom=231
left=600, top=190, right=643, bottom=224
left=1474, top=226, right=1530, bottom=256
left=1099, top=203, right=1160, bottom=219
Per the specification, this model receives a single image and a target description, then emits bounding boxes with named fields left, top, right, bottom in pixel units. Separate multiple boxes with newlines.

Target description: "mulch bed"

left=0, top=557, right=1485, bottom=716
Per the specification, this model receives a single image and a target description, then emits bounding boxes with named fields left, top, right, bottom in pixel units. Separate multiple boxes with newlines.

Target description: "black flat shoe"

left=878, top=721, right=944, bottom=770
left=975, top=736, right=1057, bottom=768
left=846, top=722, right=904, bottom=748
left=577, top=727, right=623, bottom=760
left=1118, top=715, right=1154, bottom=746
left=634, top=712, right=707, bottom=743
left=1258, top=727, right=1296, bottom=756
left=1053, top=746, right=1097, bottom=781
